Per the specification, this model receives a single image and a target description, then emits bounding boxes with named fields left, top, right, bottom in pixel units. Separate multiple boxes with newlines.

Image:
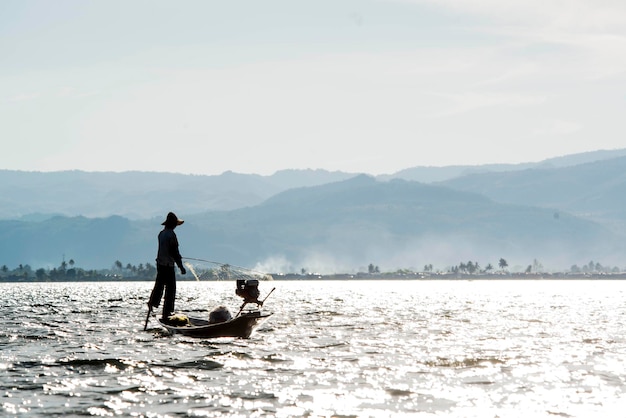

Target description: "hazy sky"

left=2, top=0, right=626, bottom=176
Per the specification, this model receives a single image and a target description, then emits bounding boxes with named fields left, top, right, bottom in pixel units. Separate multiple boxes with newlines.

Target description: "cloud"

left=532, top=119, right=582, bottom=136
left=8, top=92, right=41, bottom=102
left=4, top=0, right=626, bottom=174
left=396, top=0, right=626, bottom=80
left=427, top=91, right=548, bottom=118
left=399, top=0, right=626, bottom=30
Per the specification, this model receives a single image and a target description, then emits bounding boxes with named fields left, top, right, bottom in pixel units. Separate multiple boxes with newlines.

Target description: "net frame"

left=182, top=257, right=274, bottom=282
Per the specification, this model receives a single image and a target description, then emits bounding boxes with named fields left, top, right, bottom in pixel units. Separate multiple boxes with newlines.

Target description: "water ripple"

left=2, top=280, right=626, bottom=416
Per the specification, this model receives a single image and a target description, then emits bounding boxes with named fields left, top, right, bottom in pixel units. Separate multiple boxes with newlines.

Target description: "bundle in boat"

left=209, top=305, right=232, bottom=324
left=167, top=313, right=190, bottom=326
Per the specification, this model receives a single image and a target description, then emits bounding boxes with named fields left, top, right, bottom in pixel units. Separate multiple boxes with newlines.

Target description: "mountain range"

left=1, top=148, right=626, bottom=273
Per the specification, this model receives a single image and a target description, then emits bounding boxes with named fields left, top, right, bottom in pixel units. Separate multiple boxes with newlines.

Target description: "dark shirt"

left=156, top=228, right=183, bottom=267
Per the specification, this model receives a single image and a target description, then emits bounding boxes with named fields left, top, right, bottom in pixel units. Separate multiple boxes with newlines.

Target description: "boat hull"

left=158, top=311, right=271, bottom=339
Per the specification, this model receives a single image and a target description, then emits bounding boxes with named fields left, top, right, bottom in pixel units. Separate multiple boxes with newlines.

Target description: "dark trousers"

left=149, top=264, right=177, bottom=319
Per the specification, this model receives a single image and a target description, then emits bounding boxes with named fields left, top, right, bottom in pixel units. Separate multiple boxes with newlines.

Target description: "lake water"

left=1, top=279, right=626, bottom=417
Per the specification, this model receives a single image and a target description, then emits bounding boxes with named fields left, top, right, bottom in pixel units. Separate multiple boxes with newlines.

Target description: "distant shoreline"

left=2, top=272, right=626, bottom=283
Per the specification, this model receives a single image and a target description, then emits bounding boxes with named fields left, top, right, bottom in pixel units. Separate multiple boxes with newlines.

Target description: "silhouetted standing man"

left=148, top=212, right=186, bottom=322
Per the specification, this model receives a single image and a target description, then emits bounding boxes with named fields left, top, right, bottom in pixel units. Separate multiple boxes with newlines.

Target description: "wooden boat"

left=158, top=310, right=272, bottom=339
left=148, top=261, right=275, bottom=339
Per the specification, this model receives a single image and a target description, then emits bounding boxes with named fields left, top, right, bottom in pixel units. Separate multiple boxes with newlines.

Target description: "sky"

left=2, top=0, right=626, bottom=176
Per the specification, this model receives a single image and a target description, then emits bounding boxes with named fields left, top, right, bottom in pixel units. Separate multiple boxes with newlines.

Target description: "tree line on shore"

left=0, top=260, right=157, bottom=282
left=1, top=257, right=624, bottom=282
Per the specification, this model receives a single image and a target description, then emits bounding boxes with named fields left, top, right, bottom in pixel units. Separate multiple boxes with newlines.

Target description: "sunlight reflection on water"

left=1, top=280, right=626, bottom=417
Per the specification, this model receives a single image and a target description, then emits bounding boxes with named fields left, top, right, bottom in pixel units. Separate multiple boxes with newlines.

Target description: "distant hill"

left=1, top=148, right=625, bottom=221
left=3, top=148, right=626, bottom=273
left=386, top=148, right=626, bottom=183
left=439, top=155, right=626, bottom=234
left=0, top=169, right=356, bottom=220
left=0, top=175, right=622, bottom=273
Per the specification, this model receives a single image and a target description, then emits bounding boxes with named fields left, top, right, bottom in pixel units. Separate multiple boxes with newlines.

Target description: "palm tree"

left=498, top=258, right=508, bottom=270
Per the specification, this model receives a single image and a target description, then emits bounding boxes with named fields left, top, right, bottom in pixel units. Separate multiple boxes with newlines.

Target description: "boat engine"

left=236, top=279, right=260, bottom=304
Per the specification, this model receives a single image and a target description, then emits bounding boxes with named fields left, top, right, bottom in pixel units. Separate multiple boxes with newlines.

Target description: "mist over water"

left=2, top=280, right=626, bottom=417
